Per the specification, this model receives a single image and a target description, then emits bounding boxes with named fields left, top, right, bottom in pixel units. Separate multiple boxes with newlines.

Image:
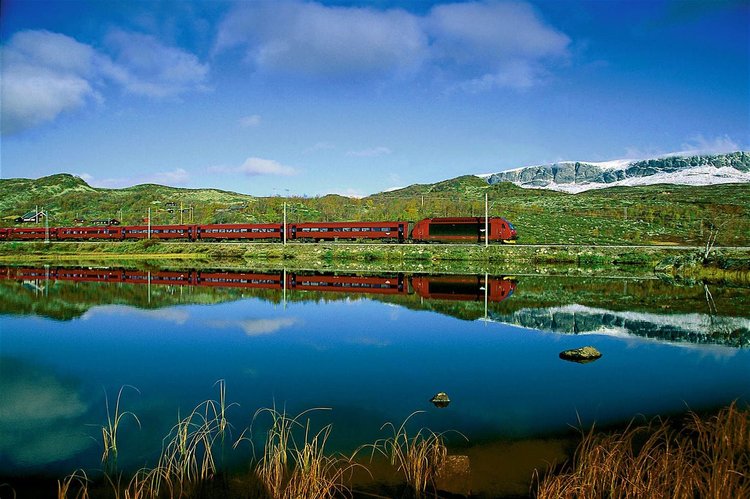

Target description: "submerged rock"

left=430, top=392, right=451, bottom=408
left=559, top=346, right=602, bottom=363
left=436, top=455, right=471, bottom=495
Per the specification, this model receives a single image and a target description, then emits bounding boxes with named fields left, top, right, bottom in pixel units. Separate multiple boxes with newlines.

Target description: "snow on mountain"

left=481, top=152, right=750, bottom=193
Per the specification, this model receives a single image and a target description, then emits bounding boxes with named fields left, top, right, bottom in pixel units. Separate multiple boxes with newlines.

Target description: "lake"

left=1, top=265, right=748, bottom=491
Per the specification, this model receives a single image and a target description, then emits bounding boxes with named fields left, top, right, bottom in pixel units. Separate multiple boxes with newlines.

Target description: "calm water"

left=1, top=266, right=748, bottom=476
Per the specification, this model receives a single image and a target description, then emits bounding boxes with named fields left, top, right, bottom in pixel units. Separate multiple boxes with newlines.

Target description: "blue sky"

left=1, top=0, right=748, bottom=197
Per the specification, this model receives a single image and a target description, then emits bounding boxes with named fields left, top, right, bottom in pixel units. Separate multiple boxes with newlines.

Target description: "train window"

left=429, top=223, right=479, bottom=236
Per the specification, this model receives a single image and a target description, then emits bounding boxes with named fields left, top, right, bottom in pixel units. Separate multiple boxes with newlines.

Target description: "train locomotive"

left=0, top=216, right=517, bottom=243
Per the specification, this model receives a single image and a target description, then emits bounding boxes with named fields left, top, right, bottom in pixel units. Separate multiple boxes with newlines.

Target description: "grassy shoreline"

left=6, top=398, right=747, bottom=499
left=2, top=241, right=749, bottom=282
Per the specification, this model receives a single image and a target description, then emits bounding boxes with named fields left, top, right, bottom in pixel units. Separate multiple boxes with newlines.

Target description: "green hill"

left=1, top=173, right=749, bottom=246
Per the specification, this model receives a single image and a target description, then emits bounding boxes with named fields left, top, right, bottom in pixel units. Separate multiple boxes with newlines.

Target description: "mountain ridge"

left=483, top=151, right=750, bottom=193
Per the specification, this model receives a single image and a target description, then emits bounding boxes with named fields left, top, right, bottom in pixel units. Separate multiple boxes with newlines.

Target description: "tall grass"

left=236, top=406, right=362, bottom=498
left=101, top=386, right=141, bottom=471
left=92, top=381, right=234, bottom=498
left=369, top=411, right=461, bottom=498
left=57, top=469, right=90, bottom=499
left=150, top=379, right=235, bottom=496
left=535, top=402, right=750, bottom=498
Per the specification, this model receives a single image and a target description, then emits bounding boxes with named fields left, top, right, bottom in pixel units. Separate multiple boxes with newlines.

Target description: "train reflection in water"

left=0, top=266, right=516, bottom=303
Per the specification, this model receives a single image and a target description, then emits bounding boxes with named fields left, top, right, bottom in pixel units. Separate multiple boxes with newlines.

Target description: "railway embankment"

left=2, top=241, right=748, bottom=281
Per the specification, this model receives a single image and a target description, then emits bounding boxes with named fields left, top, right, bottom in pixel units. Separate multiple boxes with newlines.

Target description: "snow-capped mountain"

left=481, top=152, right=750, bottom=193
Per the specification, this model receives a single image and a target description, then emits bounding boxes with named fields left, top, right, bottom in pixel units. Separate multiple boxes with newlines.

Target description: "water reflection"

left=0, top=358, right=93, bottom=468
left=493, top=304, right=750, bottom=348
left=1, top=265, right=749, bottom=476
left=0, top=266, right=516, bottom=322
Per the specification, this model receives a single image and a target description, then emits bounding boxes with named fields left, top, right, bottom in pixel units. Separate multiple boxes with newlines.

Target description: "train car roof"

left=420, top=217, right=504, bottom=223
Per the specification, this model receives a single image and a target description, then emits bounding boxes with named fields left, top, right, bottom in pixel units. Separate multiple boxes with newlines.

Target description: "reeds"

left=535, top=402, right=750, bottom=498
left=369, top=411, right=459, bottom=497
left=92, top=381, right=233, bottom=498
left=101, top=386, right=141, bottom=471
left=57, top=469, right=90, bottom=499
left=149, top=379, right=235, bottom=497
left=238, top=406, right=362, bottom=498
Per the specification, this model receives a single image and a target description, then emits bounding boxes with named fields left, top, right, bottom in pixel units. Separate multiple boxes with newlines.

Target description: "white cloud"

left=426, top=2, right=570, bottom=64
left=426, top=1, right=571, bottom=90
left=214, top=1, right=570, bottom=91
left=149, top=168, right=191, bottom=185
left=329, top=187, right=367, bottom=198
left=1, top=28, right=209, bottom=135
left=1, top=30, right=103, bottom=134
left=304, top=141, right=336, bottom=154
left=346, top=146, right=392, bottom=157
left=104, top=29, right=209, bottom=98
left=79, top=168, right=191, bottom=188
left=209, top=157, right=298, bottom=176
left=625, top=135, right=743, bottom=160
left=452, top=60, right=541, bottom=92
left=215, top=0, right=427, bottom=79
left=677, top=134, right=742, bottom=156
left=239, top=114, right=262, bottom=127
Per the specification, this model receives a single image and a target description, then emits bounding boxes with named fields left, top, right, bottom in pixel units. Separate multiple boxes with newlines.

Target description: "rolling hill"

left=2, top=152, right=750, bottom=246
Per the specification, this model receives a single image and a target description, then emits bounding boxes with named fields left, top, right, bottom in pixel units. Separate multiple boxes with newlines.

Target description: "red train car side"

left=121, top=225, right=195, bottom=240
left=410, top=217, right=516, bottom=243
left=288, top=221, right=407, bottom=242
left=197, top=223, right=281, bottom=241
left=4, top=227, right=55, bottom=240
left=57, top=226, right=123, bottom=240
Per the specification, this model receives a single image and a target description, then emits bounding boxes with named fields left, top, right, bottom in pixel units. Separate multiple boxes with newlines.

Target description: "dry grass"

left=101, top=386, right=141, bottom=471
left=57, top=469, right=90, bottom=499
left=369, top=411, right=461, bottom=497
left=535, top=402, right=750, bottom=498
left=92, top=381, right=233, bottom=498
left=151, top=379, right=235, bottom=496
left=236, top=406, right=362, bottom=498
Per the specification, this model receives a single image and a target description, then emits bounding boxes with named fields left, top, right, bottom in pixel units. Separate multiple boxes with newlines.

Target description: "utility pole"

left=283, top=202, right=287, bottom=245
left=484, top=192, right=490, bottom=248
left=119, top=209, right=123, bottom=223
left=484, top=272, right=488, bottom=323
left=44, top=207, right=49, bottom=243
left=148, top=207, right=151, bottom=239
left=180, top=201, right=183, bottom=225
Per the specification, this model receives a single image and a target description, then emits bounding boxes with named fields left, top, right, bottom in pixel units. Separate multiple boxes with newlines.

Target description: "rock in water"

left=559, top=346, right=602, bottom=363
left=431, top=392, right=451, bottom=408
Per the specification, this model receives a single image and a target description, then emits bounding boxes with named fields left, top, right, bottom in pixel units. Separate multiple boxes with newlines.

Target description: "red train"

left=0, top=266, right=516, bottom=303
left=0, top=217, right=517, bottom=243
